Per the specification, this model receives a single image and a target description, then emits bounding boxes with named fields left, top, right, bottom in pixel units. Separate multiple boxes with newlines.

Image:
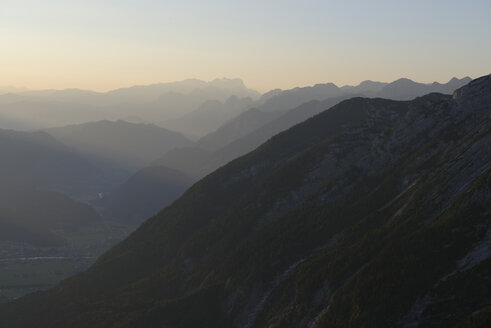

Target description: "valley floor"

left=0, top=220, right=137, bottom=303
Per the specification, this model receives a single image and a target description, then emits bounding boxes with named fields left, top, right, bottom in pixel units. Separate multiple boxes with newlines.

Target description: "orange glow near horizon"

left=1, top=0, right=490, bottom=93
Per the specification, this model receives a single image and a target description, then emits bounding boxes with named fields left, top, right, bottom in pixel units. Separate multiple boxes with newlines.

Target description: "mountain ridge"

left=97, top=165, right=194, bottom=223
left=0, top=75, right=488, bottom=327
left=0, top=127, right=129, bottom=200
left=45, top=120, right=193, bottom=170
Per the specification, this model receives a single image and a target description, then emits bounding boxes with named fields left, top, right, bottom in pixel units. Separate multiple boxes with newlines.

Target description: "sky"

left=1, top=0, right=490, bottom=93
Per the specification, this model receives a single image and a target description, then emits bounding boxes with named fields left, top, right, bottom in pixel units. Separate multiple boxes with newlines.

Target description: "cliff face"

left=0, top=75, right=490, bottom=328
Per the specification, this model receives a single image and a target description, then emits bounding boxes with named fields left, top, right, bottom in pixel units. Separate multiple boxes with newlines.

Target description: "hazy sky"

left=1, top=0, right=490, bottom=92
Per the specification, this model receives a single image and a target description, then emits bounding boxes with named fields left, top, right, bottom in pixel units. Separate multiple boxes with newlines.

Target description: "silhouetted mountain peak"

left=389, top=77, right=416, bottom=85
left=449, top=76, right=472, bottom=84
left=210, top=78, right=247, bottom=89
left=313, top=82, right=338, bottom=88
left=359, top=79, right=385, bottom=86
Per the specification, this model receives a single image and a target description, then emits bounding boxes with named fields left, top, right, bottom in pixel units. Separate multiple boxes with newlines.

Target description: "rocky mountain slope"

left=156, top=94, right=360, bottom=178
left=155, top=77, right=471, bottom=180
left=0, top=75, right=489, bottom=328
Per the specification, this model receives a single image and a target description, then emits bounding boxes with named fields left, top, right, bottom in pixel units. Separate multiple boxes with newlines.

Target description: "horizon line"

left=0, top=75, right=476, bottom=95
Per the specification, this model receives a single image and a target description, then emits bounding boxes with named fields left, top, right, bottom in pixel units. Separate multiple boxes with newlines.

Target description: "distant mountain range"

left=96, top=166, right=194, bottom=223
left=3, top=78, right=259, bottom=105
left=0, top=128, right=128, bottom=200
left=142, top=77, right=473, bottom=215
left=0, top=78, right=261, bottom=132
left=155, top=94, right=362, bottom=178
left=255, top=76, right=472, bottom=112
left=152, top=76, right=474, bottom=178
left=45, top=120, right=192, bottom=170
left=0, top=77, right=471, bottom=137
left=161, top=95, right=255, bottom=138
left=1, top=75, right=488, bottom=327
left=0, top=128, right=126, bottom=247
left=196, top=107, right=284, bottom=151
left=0, top=76, right=470, bottom=231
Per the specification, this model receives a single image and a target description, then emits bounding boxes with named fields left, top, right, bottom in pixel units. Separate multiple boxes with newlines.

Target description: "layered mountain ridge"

left=0, top=128, right=128, bottom=200
left=0, top=75, right=489, bottom=327
left=153, top=77, right=471, bottom=178
left=97, top=166, right=194, bottom=223
left=45, top=120, right=192, bottom=170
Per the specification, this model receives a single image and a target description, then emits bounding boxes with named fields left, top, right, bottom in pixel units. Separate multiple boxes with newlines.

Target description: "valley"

left=0, top=220, right=137, bottom=303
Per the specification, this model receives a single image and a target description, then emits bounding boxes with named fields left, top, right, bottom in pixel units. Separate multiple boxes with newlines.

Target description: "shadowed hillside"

left=45, top=120, right=192, bottom=170
left=0, top=75, right=488, bottom=327
left=0, top=129, right=129, bottom=200
left=97, top=166, right=194, bottom=223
